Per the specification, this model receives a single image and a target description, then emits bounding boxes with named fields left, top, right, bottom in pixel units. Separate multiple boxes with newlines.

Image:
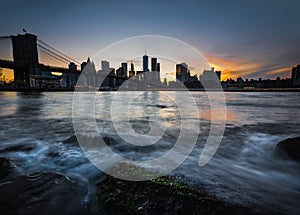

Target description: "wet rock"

left=0, top=157, right=13, bottom=179
left=0, top=144, right=34, bottom=153
left=63, top=135, right=78, bottom=145
left=63, top=135, right=103, bottom=148
left=0, top=172, right=88, bottom=215
left=47, top=151, right=61, bottom=157
left=147, top=104, right=167, bottom=109
left=97, top=175, right=261, bottom=215
left=65, top=135, right=108, bottom=149
left=155, top=104, right=167, bottom=108
left=276, top=136, right=300, bottom=160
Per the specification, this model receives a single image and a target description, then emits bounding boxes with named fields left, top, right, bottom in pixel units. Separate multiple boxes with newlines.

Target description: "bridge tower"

left=11, top=33, right=39, bottom=84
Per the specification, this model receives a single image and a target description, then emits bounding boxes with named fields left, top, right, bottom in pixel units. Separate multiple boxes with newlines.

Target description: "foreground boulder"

left=97, top=175, right=262, bottom=215
left=0, top=172, right=88, bottom=215
left=276, top=136, right=300, bottom=160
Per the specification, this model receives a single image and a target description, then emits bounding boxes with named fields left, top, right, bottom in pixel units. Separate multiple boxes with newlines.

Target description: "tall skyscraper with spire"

left=143, top=52, right=148, bottom=72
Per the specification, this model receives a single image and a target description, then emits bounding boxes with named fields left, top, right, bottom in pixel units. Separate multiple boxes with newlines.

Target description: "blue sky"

left=1, top=0, right=300, bottom=80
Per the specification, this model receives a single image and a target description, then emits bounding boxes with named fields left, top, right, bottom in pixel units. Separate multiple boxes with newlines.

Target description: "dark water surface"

left=0, top=91, right=299, bottom=214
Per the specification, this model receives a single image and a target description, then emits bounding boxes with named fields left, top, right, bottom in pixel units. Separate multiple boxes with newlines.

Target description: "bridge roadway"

left=0, top=59, right=128, bottom=80
left=0, top=59, right=80, bottom=73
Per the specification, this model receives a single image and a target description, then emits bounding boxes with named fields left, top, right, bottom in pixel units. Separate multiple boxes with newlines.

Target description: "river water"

left=0, top=91, right=299, bottom=214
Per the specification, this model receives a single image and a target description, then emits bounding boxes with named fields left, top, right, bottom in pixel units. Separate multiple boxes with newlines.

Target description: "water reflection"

left=0, top=92, right=18, bottom=116
left=16, top=92, right=44, bottom=117
left=201, top=108, right=238, bottom=125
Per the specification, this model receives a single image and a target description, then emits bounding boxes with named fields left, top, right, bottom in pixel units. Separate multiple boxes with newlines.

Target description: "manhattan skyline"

left=1, top=0, right=300, bottom=81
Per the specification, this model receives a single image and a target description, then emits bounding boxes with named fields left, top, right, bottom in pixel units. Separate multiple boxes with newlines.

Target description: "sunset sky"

left=1, top=0, right=300, bottom=81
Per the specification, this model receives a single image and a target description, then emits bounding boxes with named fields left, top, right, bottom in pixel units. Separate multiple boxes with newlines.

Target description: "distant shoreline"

left=1, top=87, right=300, bottom=92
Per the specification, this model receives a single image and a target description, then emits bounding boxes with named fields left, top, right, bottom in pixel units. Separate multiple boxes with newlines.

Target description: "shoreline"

left=1, top=87, right=300, bottom=92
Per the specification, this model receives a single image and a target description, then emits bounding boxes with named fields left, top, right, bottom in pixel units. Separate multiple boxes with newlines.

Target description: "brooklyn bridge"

left=0, top=33, right=128, bottom=89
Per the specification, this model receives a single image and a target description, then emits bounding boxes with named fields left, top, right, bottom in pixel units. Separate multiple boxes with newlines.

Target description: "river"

left=0, top=91, right=299, bottom=214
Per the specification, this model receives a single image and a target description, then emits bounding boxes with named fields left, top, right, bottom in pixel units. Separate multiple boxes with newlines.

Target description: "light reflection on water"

left=0, top=91, right=300, bottom=214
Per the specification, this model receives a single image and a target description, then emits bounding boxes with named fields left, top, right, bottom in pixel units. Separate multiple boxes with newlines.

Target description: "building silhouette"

left=115, top=63, right=127, bottom=78
left=99, top=60, right=115, bottom=88
left=215, top=70, right=221, bottom=81
left=151, top=58, right=161, bottom=81
left=291, top=64, right=300, bottom=85
left=67, top=62, right=77, bottom=87
left=151, top=58, right=157, bottom=71
left=101, top=60, right=110, bottom=71
left=176, top=63, right=188, bottom=83
left=121, top=62, right=128, bottom=77
left=129, top=62, right=135, bottom=78
left=143, top=54, right=148, bottom=72
left=199, top=67, right=221, bottom=87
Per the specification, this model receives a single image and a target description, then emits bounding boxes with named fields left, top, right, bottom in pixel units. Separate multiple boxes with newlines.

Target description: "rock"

left=63, top=135, right=105, bottom=148
left=63, top=135, right=78, bottom=145
left=47, top=151, right=61, bottom=157
left=156, top=104, right=167, bottom=108
left=0, top=157, right=13, bottom=179
left=97, top=175, right=261, bottom=215
left=276, top=136, right=300, bottom=160
left=147, top=104, right=167, bottom=109
left=0, top=172, right=88, bottom=215
left=0, top=144, right=34, bottom=153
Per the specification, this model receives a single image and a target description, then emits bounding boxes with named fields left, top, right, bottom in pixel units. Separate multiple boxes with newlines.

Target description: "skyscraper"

left=121, top=62, right=128, bottom=77
left=291, top=64, right=300, bottom=85
left=131, top=62, right=134, bottom=72
left=129, top=62, right=135, bottom=78
left=143, top=54, right=148, bottom=72
left=151, top=58, right=157, bottom=71
left=101, top=60, right=109, bottom=71
left=116, top=67, right=123, bottom=77
left=215, top=71, right=221, bottom=81
left=156, top=62, right=161, bottom=82
left=200, top=67, right=221, bottom=87
left=176, top=63, right=188, bottom=83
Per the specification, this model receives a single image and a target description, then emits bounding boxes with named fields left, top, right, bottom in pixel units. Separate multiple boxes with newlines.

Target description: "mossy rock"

left=97, top=175, right=262, bottom=215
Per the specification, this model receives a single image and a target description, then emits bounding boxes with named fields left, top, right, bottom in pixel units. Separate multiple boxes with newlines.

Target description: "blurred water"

left=0, top=91, right=299, bottom=214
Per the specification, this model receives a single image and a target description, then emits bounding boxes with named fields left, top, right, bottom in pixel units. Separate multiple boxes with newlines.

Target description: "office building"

left=176, top=63, right=188, bottom=83
left=291, top=64, right=300, bottom=85
left=129, top=62, right=135, bottom=78
left=121, top=62, right=127, bottom=77
left=143, top=54, right=148, bottom=72
left=151, top=58, right=158, bottom=71
left=101, top=60, right=110, bottom=71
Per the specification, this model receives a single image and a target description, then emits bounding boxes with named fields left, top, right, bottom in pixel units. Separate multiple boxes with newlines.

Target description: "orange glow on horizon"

left=0, top=68, right=14, bottom=82
left=265, top=67, right=291, bottom=77
left=204, top=54, right=292, bottom=81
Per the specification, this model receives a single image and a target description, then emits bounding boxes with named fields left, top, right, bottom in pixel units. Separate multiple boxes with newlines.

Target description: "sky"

left=1, top=0, right=300, bottom=81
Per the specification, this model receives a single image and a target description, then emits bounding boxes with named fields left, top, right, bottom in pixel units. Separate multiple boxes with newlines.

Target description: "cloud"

left=204, top=54, right=263, bottom=80
left=204, top=53, right=295, bottom=80
left=265, top=66, right=291, bottom=76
